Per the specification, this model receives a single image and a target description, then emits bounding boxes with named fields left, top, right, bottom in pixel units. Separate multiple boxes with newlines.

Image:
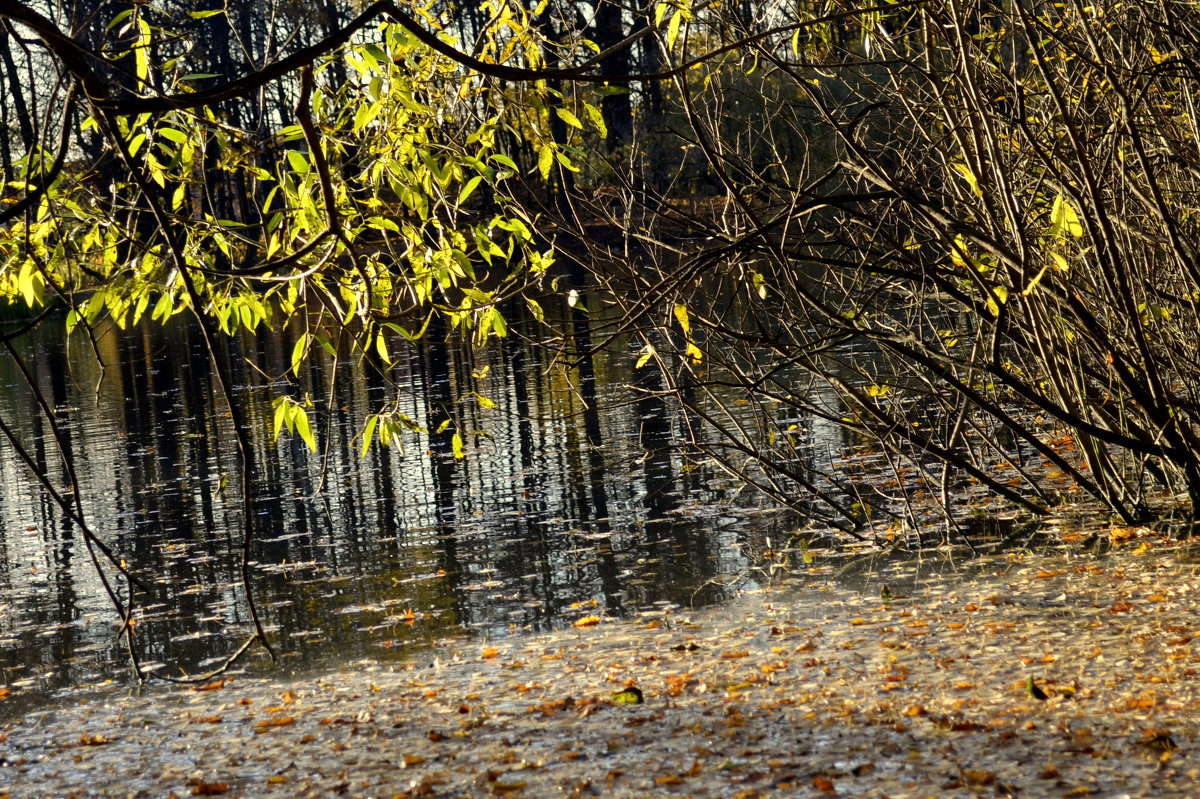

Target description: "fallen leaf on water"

left=963, top=769, right=995, bottom=786
left=574, top=616, right=602, bottom=628
left=811, top=774, right=836, bottom=794
left=188, top=779, right=228, bottom=796
left=612, top=687, right=643, bottom=704
left=254, top=716, right=295, bottom=731
left=195, top=678, right=230, bottom=692
left=78, top=734, right=110, bottom=746
left=481, top=647, right=499, bottom=659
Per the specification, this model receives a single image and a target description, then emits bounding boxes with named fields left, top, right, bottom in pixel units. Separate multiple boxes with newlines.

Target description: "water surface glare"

left=0, top=314, right=795, bottom=713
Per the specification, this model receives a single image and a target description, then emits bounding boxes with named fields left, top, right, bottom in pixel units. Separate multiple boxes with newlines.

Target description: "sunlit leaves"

left=1049, top=193, right=1084, bottom=239
left=272, top=397, right=317, bottom=452
left=952, top=161, right=982, bottom=197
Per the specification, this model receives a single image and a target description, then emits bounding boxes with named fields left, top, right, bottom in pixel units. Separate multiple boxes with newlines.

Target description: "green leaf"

left=457, top=175, right=484, bottom=205
left=489, top=154, right=519, bottom=172
left=158, top=128, right=188, bottom=144
left=291, top=333, right=310, bottom=376
left=151, top=292, right=174, bottom=322
left=294, top=406, right=317, bottom=452
left=273, top=399, right=288, bottom=439
left=361, top=415, right=378, bottom=458
left=286, top=150, right=309, bottom=174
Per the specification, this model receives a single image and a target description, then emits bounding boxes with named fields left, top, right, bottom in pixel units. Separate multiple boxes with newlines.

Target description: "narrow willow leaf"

left=476, top=393, right=497, bottom=410
left=667, top=9, right=684, bottom=49
left=635, top=343, right=656, bottom=369
left=1022, top=264, right=1050, bottom=296
left=673, top=302, right=691, bottom=334
left=360, top=416, right=377, bottom=457
left=952, top=162, right=982, bottom=197
left=457, top=175, right=484, bottom=205
left=290, top=333, right=310, bottom=376
left=272, top=400, right=288, bottom=439
left=294, top=407, right=317, bottom=452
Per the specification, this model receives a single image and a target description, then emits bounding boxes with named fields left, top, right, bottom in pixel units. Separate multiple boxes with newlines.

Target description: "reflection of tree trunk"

left=420, top=318, right=462, bottom=595
left=569, top=315, right=623, bottom=613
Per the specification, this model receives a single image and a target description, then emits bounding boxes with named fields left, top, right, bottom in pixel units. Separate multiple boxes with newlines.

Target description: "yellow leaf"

left=952, top=161, right=982, bottom=197
left=1050, top=193, right=1083, bottom=238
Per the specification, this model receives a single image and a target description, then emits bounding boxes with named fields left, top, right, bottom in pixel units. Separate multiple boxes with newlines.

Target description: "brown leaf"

left=189, top=780, right=229, bottom=796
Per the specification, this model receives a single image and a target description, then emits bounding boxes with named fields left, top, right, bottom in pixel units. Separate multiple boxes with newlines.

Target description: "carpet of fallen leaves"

left=5, top=541, right=1200, bottom=798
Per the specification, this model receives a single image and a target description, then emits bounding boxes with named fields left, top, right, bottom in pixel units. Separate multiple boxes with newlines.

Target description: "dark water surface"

left=0, top=312, right=809, bottom=714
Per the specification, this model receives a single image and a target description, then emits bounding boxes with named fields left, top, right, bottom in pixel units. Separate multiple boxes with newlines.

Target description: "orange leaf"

left=811, top=775, right=836, bottom=794
left=574, top=616, right=602, bottom=628
left=254, top=716, right=295, bottom=731
left=721, top=650, right=750, bottom=659
left=482, top=647, right=500, bottom=659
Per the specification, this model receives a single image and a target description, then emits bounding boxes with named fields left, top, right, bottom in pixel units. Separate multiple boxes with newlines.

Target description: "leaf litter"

left=5, top=538, right=1200, bottom=797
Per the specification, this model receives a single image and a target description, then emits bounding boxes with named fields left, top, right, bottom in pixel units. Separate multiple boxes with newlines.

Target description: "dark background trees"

left=6, top=0, right=1200, bottom=566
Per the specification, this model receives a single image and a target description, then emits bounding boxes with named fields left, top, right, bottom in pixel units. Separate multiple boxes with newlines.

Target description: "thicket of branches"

left=562, top=0, right=1200, bottom=538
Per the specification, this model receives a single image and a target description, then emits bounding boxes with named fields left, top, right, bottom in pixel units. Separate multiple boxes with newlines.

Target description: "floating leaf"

left=612, top=686, right=644, bottom=704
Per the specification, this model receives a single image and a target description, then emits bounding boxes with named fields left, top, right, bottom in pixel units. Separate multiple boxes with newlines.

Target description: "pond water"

left=0, top=308, right=825, bottom=715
